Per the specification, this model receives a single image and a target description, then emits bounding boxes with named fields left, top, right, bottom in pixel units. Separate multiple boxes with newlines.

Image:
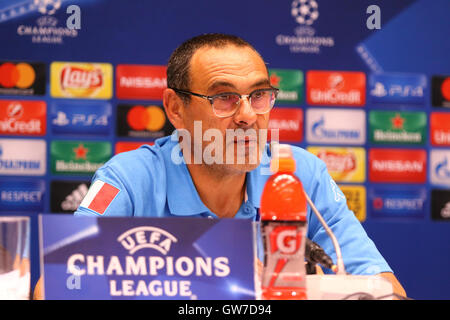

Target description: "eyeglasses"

left=171, top=87, right=279, bottom=118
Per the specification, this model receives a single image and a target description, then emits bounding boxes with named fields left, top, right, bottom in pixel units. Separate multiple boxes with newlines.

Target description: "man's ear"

left=163, top=88, right=185, bottom=130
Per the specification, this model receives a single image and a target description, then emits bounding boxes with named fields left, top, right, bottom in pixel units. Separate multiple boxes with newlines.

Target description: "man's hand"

left=33, top=277, right=43, bottom=300
left=379, top=272, right=407, bottom=299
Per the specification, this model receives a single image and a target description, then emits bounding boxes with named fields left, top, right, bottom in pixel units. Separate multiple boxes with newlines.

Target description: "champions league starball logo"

left=8, top=0, right=80, bottom=44
left=34, top=0, right=62, bottom=15
left=291, top=0, right=319, bottom=26
left=275, top=0, right=335, bottom=54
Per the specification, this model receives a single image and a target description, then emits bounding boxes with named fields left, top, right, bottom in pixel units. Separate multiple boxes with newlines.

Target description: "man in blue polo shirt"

left=74, top=33, right=405, bottom=297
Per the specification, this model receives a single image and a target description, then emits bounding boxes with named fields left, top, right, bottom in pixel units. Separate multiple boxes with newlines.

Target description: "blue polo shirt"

left=75, top=135, right=392, bottom=275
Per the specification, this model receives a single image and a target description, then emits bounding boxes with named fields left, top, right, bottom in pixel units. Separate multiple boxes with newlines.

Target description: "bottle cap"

left=270, top=144, right=296, bottom=173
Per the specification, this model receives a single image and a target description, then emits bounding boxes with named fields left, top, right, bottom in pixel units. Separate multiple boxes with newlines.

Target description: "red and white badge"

left=80, top=180, right=120, bottom=214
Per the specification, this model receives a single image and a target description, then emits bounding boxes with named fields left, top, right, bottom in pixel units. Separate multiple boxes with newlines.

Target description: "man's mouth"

left=234, top=136, right=257, bottom=144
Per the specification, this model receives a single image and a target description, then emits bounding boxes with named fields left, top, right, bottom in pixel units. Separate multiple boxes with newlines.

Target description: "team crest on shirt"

left=79, top=179, right=120, bottom=214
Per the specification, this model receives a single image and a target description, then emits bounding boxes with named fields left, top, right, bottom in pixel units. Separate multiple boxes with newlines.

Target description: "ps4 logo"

left=370, top=82, right=423, bottom=98
left=53, top=111, right=108, bottom=127
left=51, top=102, right=111, bottom=135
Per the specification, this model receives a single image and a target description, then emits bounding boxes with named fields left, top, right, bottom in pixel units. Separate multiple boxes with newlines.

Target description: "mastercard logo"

left=441, top=77, right=450, bottom=101
left=126, top=105, right=166, bottom=131
left=0, top=62, right=36, bottom=89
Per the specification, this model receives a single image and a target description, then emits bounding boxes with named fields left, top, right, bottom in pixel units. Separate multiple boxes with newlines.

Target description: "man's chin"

left=213, top=162, right=260, bottom=174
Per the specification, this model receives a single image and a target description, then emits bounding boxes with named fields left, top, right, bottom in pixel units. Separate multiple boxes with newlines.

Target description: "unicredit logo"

left=431, top=113, right=450, bottom=146
left=7, top=102, right=23, bottom=117
left=307, top=71, right=365, bottom=106
left=0, top=100, right=46, bottom=136
left=61, top=66, right=103, bottom=89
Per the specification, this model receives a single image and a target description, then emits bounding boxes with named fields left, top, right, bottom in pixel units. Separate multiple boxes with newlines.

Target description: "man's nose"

left=233, top=97, right=257, bottom=127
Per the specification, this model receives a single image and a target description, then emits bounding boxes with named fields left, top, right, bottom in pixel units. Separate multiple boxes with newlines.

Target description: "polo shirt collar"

left=246, top=146, right=272, bottom=209
left=159, top=135, right=272, bottom=216
left=160, top=137, right=210, bottom=216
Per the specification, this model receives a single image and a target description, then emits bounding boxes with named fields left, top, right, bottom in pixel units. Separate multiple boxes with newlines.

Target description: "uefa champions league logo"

left=12, top=0, right=81, bottom=43
left=291, top=0, right=319, bottom=26
left=275, top=0, right=334, bottom=54
left=33, top=0, right=62, bottom=15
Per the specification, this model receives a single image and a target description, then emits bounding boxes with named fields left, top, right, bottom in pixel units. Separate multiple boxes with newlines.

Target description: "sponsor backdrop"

left=0, top=0, right=449, bottom=299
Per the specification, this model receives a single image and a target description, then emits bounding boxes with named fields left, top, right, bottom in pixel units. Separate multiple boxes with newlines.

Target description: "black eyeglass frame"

left=170, top=87, right=280, bottom=117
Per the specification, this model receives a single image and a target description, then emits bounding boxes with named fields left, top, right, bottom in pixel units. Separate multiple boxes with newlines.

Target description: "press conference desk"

left=305, top=274, right=394, bottom=300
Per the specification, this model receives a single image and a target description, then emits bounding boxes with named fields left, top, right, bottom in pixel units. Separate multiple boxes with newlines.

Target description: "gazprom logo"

left=312, top=116, right=361, bottom=140
left=117, top=226, right=178, bottom=255
left=307, top=109, right=365, bottom=145
left=431, top=150, right=450, bottom=186
left=435, top=157, right=450, bottom=179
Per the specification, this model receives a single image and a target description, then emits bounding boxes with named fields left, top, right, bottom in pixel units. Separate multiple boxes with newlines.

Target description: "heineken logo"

left=391, top=114, right=404, bottom=129
left=51, top=141, right=111, bottom=175
left=268, top=69, right=303, bottom=104
left=73, top=143, right=88, bottom=160
left=369, top=111, right=426, bottom=145
left=269, top=73, right=281, bottom=87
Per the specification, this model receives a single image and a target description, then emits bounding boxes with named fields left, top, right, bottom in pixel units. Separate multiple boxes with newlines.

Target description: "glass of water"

left=0, top=216, right=30, bottom=300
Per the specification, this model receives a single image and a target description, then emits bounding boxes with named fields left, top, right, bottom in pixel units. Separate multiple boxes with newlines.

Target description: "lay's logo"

left=51, top=62, right=112, bottom=99
left=60, top=66, right=103, bottom=90
left=308, top=146, right=365, bottom=182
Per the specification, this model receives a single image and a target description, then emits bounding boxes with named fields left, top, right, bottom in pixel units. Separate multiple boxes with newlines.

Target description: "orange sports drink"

left=260, top=144, right=308, bottom=300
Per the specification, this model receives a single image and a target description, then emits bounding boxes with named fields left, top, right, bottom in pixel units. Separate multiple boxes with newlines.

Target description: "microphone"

left=305, top=238, right=336, bottom=272
left=303, top=188, right=346, bottom=275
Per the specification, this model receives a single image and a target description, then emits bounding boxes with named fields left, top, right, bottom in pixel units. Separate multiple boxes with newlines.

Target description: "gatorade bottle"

left=260, top=144, right=308, bottom=300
